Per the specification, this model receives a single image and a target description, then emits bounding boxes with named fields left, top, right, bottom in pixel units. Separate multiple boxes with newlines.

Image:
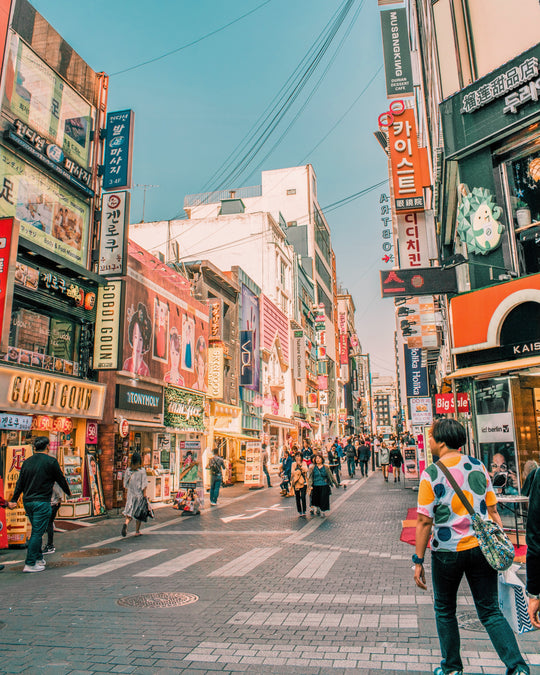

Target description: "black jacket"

left=12, top=452, right=71, bottom=503
left=358, top=444, right=371, bottom=461
left=389, top=448, right=404, bottom=468
left=523, top=467, right=540, bottom=594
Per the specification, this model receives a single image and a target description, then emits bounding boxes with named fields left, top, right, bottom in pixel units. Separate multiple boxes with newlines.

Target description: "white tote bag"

left=498, top=565, right=535, bottom=634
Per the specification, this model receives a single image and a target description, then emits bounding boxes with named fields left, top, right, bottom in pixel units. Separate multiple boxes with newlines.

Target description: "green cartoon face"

left=457, top=187, right=504, bottom=255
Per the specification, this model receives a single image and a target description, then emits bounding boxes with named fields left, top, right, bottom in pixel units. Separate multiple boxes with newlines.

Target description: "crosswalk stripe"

left=286, top=550, right=341, bottom=579
left=134, top=548, right=222, bottom=577
left=209, top=547, right=281, bottom=577
left=64, top=549, right=166, bottom=577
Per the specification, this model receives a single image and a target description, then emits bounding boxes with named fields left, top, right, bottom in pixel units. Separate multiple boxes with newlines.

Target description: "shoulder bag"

left=436, top=461, right=514, bottom=571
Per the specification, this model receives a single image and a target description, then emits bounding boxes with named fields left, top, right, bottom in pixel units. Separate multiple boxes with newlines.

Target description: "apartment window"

left=286, top=189, right=296, bottom=196
left=280, top=259, right=286, bottom=288
left=316, top=283, right=332, bottom=318
left=314, top=205, right=331, bottom=265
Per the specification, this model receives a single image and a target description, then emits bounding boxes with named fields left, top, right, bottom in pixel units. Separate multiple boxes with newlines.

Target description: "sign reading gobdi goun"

left=0, top=365, right=106, bottom=418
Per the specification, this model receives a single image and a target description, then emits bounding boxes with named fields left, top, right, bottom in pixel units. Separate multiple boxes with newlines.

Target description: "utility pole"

left=134, top=184, right=159, bottom=222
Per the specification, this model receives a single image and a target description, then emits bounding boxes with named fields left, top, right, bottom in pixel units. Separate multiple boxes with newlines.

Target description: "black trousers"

left=294, top=487, right=307, bottom=514
left=46, top=502, right=61, bottom=546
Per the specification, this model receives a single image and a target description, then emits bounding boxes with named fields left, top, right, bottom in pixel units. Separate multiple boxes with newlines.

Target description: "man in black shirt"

left=523, top=465, right=540, bottom=628
left=8, top=436, right=70, bottom=573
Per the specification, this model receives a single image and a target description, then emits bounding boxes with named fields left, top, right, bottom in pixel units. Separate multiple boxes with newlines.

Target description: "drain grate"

left=117, top=592, right=199, bottom=608
left=457, top=610, right=484, bottom=632
left=63, top=547, right=120, bottom=558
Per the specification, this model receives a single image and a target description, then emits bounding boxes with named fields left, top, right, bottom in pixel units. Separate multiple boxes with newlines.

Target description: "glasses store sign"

left=461, top=56, right=539, bottom=117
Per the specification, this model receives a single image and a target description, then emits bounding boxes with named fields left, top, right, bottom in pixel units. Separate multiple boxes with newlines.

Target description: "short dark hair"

left=130, top=452, right=142, bottom=468
left=34, top=436, right=49, bottom=452
left=431, top=418, right=466, bottom=450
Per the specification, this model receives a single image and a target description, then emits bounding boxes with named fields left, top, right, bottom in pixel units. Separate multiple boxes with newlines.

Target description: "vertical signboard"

left=102, top=110, right=134, bottom=191
left=240, top=285, right=260, bottom=391
left=93, top=280, right=124, bottom=369
left=240, top=329, right=254, bottom=386
left=244, top=441, right=262, bottom=487
left=404, top=346, right=428, bottom=397
left=397, top=211, right=430, bottom=268
left=4, top=445, right=30, bottom=545
left=380, top=8, right=414, bottom=98
left=207, top=347, right=224, bottom=399
left=292, top=330, right=306, bottom=380
left=208, top=299, right=223, bottom=342
left=99, top=191, right=129, bottom=276
left=0, top=217, right=18, bottom=351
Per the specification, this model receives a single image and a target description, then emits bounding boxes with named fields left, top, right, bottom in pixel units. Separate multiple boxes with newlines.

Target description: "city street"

left=1, top=472, right=538, bottom=675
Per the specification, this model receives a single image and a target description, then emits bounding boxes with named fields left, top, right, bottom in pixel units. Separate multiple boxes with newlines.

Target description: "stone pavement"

left=0, top=470, right=538, bottom=675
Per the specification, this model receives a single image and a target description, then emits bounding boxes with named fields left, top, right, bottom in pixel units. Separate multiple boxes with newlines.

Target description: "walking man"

left=261, top=443, right=272, bottom=487
left=8, top=437, right=70, bottom=573
left=344, top=437, right=356, bottom=478
left=358, top=440, right=371, bottom=477
left=523, top=460, right=540, bottom=628
left=207, top=448, right=226, bottom=505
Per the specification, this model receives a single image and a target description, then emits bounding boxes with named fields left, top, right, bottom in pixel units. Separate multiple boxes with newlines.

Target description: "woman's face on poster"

left=132, top=322, right=144, bottom=358
left=170, top=335, right=180, bottom=368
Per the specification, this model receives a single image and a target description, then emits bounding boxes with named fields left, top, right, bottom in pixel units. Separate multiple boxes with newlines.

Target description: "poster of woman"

left=123, top=302, right=152, bottom=376
left=86, top=452, right=106, bottom=515
left=164, top=327, right=185, bottom=386
left=153, top=297, right=169, bottom=363
left=193, top=335, right=207, bottom=391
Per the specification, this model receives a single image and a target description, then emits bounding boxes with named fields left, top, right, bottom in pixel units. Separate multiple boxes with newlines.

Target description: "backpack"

left=208, top=457, right=222, bottom=476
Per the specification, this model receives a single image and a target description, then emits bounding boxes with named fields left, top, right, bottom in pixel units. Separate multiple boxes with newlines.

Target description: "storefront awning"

left=295, top=420, right=310, bottom=429
left=214, top=431, right=258, bottom=441
left=447, top=356, right=540, bottom=380
left=263, top=414, right=296, bottom=429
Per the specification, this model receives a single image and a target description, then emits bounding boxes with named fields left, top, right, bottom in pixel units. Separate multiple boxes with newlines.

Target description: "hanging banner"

left=404, top=346, right=428, bottom=397
left=209, top=299, right=223, bottom=342
left=380, top=8, right=414, bottom=98
left=102, top=110, right=134, bottom=191
left=240, top=285, right=260, bottom=391
left=207, top=347, right=224, bottom=399
left=99, top=191, right=129, bottom=276
left=4, top=445, right=31, bottom=545
left=93, top=280, right=124, bottom=370
left=240, top=329, right=254, bottom=386
left=0, top=217, right=19, bottom=351
left=292, top=330, right=306, bottom=380
left=397, top=211, right=431, bottom=268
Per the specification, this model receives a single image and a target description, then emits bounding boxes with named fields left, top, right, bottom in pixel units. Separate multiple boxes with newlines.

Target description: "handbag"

left=498, top=565, right=535, bottom=634
left=133, top=496, right=154, bottom=522
left=436, top=461, right=514, bottom=571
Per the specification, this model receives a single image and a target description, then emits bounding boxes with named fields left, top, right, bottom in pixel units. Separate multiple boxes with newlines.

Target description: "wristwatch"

left=412, top=554, right=424, bottom=565
left=526, top=590, right=540, bottom=599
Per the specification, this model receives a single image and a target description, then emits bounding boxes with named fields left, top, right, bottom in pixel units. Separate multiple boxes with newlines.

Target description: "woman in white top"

left=122, top=452, right=148, bottom=537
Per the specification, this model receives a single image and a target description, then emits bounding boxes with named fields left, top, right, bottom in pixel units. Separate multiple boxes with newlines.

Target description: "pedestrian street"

left=0, top=472, right=538, bottom=675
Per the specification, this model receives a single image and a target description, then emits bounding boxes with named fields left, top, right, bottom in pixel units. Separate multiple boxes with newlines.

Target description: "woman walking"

left=308, top=454, right=338, bottom=517
left=122, top=452, right=148, bottom=537
left=291, top=451, right=309, bottom=517
left=389, top=444, right=404, bottom=482
left=379, top=442, right=390, bottom=482
left=414, top=418, right=529, bottom=675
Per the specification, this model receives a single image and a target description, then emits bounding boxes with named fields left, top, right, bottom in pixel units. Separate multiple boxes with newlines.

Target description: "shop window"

left=506, top=150, right=540, bottom=275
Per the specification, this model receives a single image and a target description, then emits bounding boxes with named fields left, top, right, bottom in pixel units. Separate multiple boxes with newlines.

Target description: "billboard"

left=0, top=146, right=90, bottom=267
left=103, top=110, right=134, bottom=191
left=397, top=211, right=431, bottom=269
left=380, top=8, right=413, bottom=98
left=2, top=35, right=95, bottom=168
left=380, top=267, right=458, bottom=297
left=240, top=284, right=260, bottom=390
left=122, top=242, right=209, bottom=391
left=387, top=106, right=426, bottom=211
left=404, top=346, right=428, bottom=397
left=0, top=217, right=18, bottom=351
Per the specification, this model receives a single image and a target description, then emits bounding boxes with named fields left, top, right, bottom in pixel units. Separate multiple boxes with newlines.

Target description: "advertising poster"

left=244, top=441, right=262, bottom=486
left=177, top=440, right=204, bottom=506
left=403, top=445, right=418, bottom=480
left=122, top=241, right=209, bottom=391
left=86, top=452, right=106, bottom=516
left=404, top=346, right=429, bottom=397
left=409, top=397, right=433, bottom=426
left=2, top=35, right=95, bottom=167
left=4, top=445, right=31, bottom=545
left=240, top=285, right=260, bottom=391
left=164, top=386, right=205, bottom=432
left=0, top=147, right=90, bottom=266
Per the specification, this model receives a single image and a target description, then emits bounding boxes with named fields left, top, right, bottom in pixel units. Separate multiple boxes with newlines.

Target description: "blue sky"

left=32, top=0, right=396, bottom=376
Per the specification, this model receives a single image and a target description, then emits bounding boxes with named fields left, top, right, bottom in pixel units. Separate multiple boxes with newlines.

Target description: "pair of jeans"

left=263, top=464, right=271, bottom=487
left=331, top=466, right=340, bottom=485
left=24, top=501, right=52, bottom=565
left=294, top=486, right=307, bottom=514
left=431, top=546, right=529, bottom=675
left=360, top=460, right=369, bottom=477
left=347, top=457, right=356, bottom=477
left=209, top=476, right=222, bottom=504
left=46, top=502, right=61, bottom=546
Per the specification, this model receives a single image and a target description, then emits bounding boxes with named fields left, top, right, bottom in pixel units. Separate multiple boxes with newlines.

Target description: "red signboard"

left=339, top=334, right=348, bottom=365
left=435, top=393, right=470, bottom=414
left=0, top=218, right=18, bottom=350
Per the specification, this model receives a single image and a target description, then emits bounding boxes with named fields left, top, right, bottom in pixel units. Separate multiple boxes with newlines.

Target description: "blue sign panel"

left=404, top=346, right=428, bottom=398
left=240, top=330, right=254, bottom=386
left=103, top=110, right=134, bottom=191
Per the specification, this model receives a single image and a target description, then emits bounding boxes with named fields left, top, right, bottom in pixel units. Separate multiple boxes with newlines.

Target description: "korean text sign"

left=103, top=110, right=134, bottom=191
left=99, top=191, right=129, bottom=275
left=387, top=107, right=425, bottom=211
left=0, top=217, right=18, bottom=351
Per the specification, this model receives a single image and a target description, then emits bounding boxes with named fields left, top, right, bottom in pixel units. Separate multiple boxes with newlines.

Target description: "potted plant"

left=515, top=199, right=532, bottom=227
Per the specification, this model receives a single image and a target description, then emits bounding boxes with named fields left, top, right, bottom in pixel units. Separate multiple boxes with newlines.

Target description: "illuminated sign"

left=380, top=267, right=458, bottom=297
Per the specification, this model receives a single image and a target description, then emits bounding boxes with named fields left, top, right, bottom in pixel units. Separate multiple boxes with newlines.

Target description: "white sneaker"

left=37, top=558, right=46, bottom=566
left=23, top=563, right=45, bottom=573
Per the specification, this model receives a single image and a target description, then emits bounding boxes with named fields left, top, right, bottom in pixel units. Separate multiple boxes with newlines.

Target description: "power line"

left=110, top=0, right=273, bottom=77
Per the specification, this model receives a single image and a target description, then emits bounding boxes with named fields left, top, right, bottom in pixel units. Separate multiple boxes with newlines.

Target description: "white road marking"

left=209, top=547, right=281, bottom=577
left=134, top=548, right=221, bottom=577
left=286, top=550, right=341, bottom=579
left=221, top=503, right=287, bottom=523
left=64, top=549, right=166, bottom=577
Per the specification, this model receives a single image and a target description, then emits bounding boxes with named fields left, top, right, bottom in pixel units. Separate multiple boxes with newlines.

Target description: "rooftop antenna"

left=134, top=184, right=159, bottom=222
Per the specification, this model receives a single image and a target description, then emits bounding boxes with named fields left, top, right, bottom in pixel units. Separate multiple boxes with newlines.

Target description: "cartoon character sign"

left=123, top=302, right=152, bottom=376
left=153, top=297, right=169, bottom=362
left=457, top=185, right=504, bottom=255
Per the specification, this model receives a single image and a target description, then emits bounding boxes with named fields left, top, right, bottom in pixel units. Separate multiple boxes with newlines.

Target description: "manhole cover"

left=457, top=611, right=484, bottom=632
left=63, top=547, right=121, bottom=558
left=11, top=560, right=79, bottom=572
left=117, top=592, right=199, bottom=608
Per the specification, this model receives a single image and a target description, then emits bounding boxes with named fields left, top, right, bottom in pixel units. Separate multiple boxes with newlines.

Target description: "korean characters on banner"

left=0, top=217, right=19, bottom=350
left=102, top=110, right=134, bottom=192
left=122, top=242, right=209, bottom=391
left=379, top=193, right=394, bottom=264
left=379, top=101, right=429, bottom=212
left=397, top=212, right=431, bottom=269
left=98, top=192, right=129, bottom=276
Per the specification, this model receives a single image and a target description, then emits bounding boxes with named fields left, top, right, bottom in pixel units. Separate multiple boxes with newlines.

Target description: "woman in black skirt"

left=308, top=454, right=338, bottom=517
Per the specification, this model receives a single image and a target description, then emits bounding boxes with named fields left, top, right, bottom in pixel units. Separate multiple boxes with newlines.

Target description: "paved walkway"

left=0, top=470, right=538, bottom=675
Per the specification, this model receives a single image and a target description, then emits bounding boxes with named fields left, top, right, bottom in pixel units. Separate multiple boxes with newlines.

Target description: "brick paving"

left=0, top=472, right=538, bottom=674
